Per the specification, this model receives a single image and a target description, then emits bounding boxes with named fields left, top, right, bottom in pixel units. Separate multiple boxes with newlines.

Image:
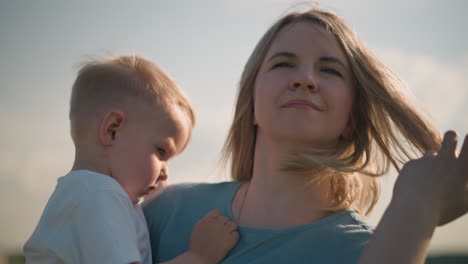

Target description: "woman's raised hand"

left=393, top=131, right=468, bottom=226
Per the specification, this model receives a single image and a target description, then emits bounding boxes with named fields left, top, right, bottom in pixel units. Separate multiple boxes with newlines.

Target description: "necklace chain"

left=237, top=182, right=250, bottom=224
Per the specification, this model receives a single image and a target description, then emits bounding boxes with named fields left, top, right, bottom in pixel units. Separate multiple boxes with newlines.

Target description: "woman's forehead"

left=266, top=21, right=347, bottom=63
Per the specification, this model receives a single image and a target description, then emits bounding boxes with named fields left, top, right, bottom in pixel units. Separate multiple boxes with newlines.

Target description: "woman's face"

left=254, top=21, right=354, bottom=148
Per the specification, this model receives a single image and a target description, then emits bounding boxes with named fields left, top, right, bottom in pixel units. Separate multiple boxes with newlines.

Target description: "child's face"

left=253, top=21, right=354, bottom=148
left=108, top=103, right=190, bottom=204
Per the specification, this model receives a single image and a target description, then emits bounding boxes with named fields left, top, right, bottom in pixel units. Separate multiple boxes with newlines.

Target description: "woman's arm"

left=359, top=131, right=468, bottom=264
left=359, top=192, right=438, bottom=263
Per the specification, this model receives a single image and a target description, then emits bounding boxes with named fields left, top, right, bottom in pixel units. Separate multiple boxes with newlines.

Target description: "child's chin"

left=142, top=185, right=159, bottom=197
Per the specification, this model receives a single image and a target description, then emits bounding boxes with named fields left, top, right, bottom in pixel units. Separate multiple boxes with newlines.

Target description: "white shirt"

left=24, top=170, right=152, bottom=264
left=133, top=203, right=152, bottom=264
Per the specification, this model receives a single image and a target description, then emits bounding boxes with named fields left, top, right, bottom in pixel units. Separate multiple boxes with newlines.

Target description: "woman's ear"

left=252, top=104, right=258, bottom=126
left=99, top=110, right=126, bottom=146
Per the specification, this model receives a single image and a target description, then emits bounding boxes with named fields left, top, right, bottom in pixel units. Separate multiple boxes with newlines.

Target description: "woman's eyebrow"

left=319, top=56, right=347, bottom=69
left=267, top=52, right=347, bottom=69
left=267, top=51, right=297, bottom=63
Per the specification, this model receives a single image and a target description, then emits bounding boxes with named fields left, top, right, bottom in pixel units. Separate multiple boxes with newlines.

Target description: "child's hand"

left=188, top=210, right=239, bottom=264
left=393, top=131, right=468, bottom=226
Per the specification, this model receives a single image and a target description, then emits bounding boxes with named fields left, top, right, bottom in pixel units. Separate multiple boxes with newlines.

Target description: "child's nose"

left=159, top=164, right=169, bottom=180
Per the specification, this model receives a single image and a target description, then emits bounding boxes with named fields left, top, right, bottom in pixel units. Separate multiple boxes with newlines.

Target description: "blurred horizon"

left=1, top=0, right=467, bottom=256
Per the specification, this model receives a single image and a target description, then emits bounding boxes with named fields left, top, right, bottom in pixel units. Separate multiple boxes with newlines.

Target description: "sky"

left=1, top=0, right=467, bottom=254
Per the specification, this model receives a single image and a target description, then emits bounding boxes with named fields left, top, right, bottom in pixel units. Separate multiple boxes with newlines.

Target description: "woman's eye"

left=321, top=68, right=343, bottom=78
left=272, top=62, right=294, bottom=69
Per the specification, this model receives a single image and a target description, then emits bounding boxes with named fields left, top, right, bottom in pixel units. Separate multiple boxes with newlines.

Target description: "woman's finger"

left=459, top=134, right=468, bottom=171
left=439, top=131, right=458, bottom=159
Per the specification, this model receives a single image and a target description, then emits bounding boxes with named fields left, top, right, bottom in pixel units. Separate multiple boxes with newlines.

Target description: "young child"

left=23, top=55, right=239, bottom=264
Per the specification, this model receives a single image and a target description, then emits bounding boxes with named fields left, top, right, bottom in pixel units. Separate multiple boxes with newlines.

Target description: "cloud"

left=0, top=113, right=73, bottom=189
left=375, top=49, right=468, bottom=131
left=0, top=113, right=73, bottom=251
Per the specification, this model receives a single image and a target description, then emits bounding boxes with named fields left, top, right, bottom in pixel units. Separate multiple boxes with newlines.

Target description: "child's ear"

left=99, top=110, right=126, bottom=146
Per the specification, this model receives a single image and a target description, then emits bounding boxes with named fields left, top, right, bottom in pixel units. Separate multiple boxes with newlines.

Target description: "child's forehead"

left=145, top=103, right=191, bottom=145
left=164, top=105, right=191, bottom=135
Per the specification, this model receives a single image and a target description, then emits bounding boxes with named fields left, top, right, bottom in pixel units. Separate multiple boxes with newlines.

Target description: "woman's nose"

left=290, top=70, right=319, bottom=92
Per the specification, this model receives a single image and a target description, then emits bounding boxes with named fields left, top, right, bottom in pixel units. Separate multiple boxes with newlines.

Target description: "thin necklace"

left=237, top=181, right=250, bottom=224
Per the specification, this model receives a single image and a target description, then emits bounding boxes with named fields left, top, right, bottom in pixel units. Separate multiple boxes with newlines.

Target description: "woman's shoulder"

left=323, top=210, right=374, bottom=253
left=323, top=209, right=373, bottom=237
left=339, top=210, right=374, bottom=231
left=163, top=181, right=241, bottom=198
left=298, top=210, right=373, bottom=261
left=143, top=181, right=241, bottom=209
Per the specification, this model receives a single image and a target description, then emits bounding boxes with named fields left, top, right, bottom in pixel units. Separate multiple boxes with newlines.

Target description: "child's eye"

left=156, top=147, right=166, bottom=158
left=321, top=68, right=343, bottom=78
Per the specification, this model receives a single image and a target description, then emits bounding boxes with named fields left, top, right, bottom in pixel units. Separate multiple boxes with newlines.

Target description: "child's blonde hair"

left=222, top=8, right=441, bottom=216
left=69, top=55, right=195, bottom=147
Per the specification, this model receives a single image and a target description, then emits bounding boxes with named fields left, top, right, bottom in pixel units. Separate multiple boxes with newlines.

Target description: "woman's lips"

left=282, top=99, right=323, bottom=111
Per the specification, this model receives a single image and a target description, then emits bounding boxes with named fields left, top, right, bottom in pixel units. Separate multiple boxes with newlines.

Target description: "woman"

left=144, top=7, right=468, bottom=264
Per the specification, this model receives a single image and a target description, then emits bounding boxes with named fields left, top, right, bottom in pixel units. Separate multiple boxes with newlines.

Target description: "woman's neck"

left=233, top=133, right=334, bottom=228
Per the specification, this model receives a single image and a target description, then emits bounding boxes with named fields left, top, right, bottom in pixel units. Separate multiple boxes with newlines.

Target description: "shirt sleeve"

left=73, top=189, right=142, bottom=264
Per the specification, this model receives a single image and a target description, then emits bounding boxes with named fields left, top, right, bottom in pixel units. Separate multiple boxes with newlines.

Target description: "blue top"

left=143, top=182, right=373, bottom=264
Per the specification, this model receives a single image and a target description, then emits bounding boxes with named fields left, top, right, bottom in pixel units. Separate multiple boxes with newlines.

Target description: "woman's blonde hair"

left=221, top=8, right=441, bottom=216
